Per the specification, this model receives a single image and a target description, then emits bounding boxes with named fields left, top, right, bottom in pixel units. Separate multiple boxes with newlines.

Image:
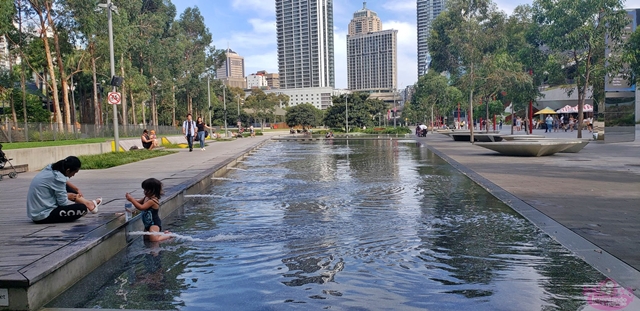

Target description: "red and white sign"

left=108, top=92, right=121, bottom=105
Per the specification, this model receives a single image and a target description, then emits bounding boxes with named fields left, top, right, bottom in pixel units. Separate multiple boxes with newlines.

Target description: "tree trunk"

left=8, top=47, right=18, bottom=126
left=120, top=53, right=128, bottom=128
left=130, top=91, right=136, bottom=126
left=45, top=0, right=71, bottom=132
left=91, top=45, right=101, bottom=126
left=31, top=1, right=62, bottom=129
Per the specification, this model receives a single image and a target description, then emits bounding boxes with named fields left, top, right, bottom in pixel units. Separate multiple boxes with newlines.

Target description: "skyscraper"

left=216, top=48, right=246, bottom=89
left=347, top=3, right=397, bottom=92
left=276, top=0, right=335, bottom=89
left=417, top=0, right=447, bottom=77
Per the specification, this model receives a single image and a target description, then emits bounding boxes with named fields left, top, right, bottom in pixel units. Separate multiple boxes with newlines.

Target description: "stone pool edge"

left=4, top=139, right=271, bottom=311
left=421, top=142, right=640, bottom=299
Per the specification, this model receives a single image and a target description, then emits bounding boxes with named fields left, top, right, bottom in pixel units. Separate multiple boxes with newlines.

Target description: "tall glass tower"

left=417, top=0, right=446, bottom=77
left=276, top=0, right=335, bottom=89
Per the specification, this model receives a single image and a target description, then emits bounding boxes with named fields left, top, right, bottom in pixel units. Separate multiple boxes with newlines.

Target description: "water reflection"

left=51, top=140, right=607, bottom=310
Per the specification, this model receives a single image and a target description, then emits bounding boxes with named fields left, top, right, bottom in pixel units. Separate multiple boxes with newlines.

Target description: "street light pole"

left=393, top=89, right=397, bottom=128
left=207, top=74, right=212, bottom=127
left=99, top=0, right=119, bottom=151
left=222, top=85, right=228, bottom=137
left=345, top=94, right=349, bottom=133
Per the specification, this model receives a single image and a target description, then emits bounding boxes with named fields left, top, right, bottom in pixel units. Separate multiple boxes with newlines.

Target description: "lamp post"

left=393, top=88, right=397, bottom=128
left=70, top=78, right=77, bottom=127
left=98, top=0, right=119, bottom=151
left=207, top=74, right=212, bottom=127
left=236, top=94, right=241, bottom=127
left=221, top=85, right=228, bottom=137
left=345, top=94, right=349, bottom=133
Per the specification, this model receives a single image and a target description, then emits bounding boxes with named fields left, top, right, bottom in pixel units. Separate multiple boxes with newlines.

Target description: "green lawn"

left=1, top=138, right=108, bottom=150
left=78, top=150, right=176, bottom=169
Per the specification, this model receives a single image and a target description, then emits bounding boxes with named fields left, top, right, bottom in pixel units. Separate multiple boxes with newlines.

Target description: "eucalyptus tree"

left=428, top=0, right=509, bottom=140
left=532, top=0, right=629, bottom=138
left=26, top=0, right=64, bottom=128
left=173, top=7, right=212, bottom=116
left=286, top=103, right=322, bottom=130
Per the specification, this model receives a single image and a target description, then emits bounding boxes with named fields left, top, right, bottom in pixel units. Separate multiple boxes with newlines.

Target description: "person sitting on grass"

left=141, top=129, right=154, bottom=150
left=27, top=156, right=102, bottom=224
left=125, top=178, right=172, bottom=242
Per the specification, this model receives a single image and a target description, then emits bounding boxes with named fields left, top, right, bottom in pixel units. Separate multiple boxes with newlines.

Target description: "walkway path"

left=418, top=126, right=640, bottom=295
left=0, top=132, right=278, bottom=310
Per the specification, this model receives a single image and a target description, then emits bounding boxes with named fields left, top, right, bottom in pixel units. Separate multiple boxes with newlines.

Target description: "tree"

left=532, top=0, right=629, bottom=138
left=285, top=103, right=321, bottom=129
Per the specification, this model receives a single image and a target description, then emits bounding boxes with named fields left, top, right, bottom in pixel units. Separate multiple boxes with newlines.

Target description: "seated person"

left=27, top=156, right=102, bottom=224
left=149, top=130, right=159, bottom=147
left=325, top=131, right=334, bottom=138
left=141, top=129, right=154, bottom=150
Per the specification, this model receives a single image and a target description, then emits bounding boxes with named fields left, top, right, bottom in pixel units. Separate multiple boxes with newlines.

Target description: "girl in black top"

left=195, top=117, right=212, bottom=150
left=125, top=178, right=172, bottom=242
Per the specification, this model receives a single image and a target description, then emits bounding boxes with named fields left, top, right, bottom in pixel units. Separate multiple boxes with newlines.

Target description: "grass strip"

left=1, top=138, right=109, bottom=150
left=78, top=150, right=176, bottom=169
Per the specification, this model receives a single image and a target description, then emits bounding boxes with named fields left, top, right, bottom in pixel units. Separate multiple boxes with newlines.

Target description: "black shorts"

left=33, top=203, right=88, bottom=224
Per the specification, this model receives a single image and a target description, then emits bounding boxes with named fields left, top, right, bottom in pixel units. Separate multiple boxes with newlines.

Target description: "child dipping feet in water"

left=125, top=178, right=172, bottom=242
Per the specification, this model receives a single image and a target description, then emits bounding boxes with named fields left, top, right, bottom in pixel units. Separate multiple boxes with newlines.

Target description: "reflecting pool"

left=50, top=140, right=607, bottom=310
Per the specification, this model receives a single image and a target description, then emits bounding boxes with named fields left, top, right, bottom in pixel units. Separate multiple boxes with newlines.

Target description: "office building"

left=259, top=87, right=334, bottom=110
left=247, top=73, right=268, bottom=89
left=216, top=48, right=246, bottom=89
left=256, top=70, right=280, bottom=89
left=276, top=0, right=335, bottom=89
left=347, top=3, right=397, bottom=93
left=417, top=0, right=447, bottom=76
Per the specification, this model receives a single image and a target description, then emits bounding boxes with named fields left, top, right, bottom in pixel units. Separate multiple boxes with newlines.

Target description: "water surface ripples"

left=56, top=140, right=606, bottom=311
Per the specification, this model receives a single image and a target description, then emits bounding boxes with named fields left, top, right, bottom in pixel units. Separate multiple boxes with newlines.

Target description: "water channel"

left=50, top=140, right=608, bottom=310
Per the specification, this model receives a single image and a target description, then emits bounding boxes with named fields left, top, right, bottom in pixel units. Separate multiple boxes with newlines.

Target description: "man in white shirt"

left=182, top=113, right=196, bottom=152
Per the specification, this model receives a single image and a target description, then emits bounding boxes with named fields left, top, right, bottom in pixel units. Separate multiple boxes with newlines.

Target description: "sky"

left=173, top=0, right=640, bottom=90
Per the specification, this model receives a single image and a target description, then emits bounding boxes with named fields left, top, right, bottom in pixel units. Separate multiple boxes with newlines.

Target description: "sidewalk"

left=0, top=132, right=280, bottom=310
left=417, top=126, right=640, bottom=295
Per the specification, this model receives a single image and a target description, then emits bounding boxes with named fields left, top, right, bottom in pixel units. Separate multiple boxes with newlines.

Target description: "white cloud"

left=244, top=51, right=278, bottom=75
left=384, top=20, right=418, bottom=89
left=231, top=0, right=275, bottom=16
left=382, top=0, right=415, bottom=13
left=248, top=19, right=276, bottom=34
left=334, top=28, right=348, bottom=88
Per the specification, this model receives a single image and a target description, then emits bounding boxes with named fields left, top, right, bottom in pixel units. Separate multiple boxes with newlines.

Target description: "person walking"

left=195, top=117, right=212, bottom=151
left=545, top=115, right=553, bottom=133
left=182, top=113, right=197, bottom=152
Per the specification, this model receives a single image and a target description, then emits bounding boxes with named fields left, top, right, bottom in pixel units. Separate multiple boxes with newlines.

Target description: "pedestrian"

left=27, top=156, right=102, bottom=224
left=250, top=125, right=255, bottom=138
left=195, top=117, right=212, bottom=151
left=125, top=178, right=172, bottom=242
left=499, top=120, right=503, bottom=130
left=545, top=115, right=553, bottom=133
left=182, top=113, right=197, bottom=152
left=569, top=116, right=575, bottom=132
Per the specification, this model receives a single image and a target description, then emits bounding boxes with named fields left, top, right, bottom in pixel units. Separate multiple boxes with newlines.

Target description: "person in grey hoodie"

left=27, top=156, right=102, bottom=224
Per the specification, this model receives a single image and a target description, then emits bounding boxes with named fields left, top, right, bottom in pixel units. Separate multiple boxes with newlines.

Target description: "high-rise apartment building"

left=347, top=3, right=397, bottom=92
left=216, top=48, right=246, bottom=89
left=276, top=0, right=335, bottom=89
left=417, top=0, right=447, bottom=77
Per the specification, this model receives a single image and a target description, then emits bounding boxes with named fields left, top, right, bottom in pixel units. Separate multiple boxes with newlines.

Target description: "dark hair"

left=196, top=117, right=203, bottom=124
left=51, top=156, right=82, bottom=173
left=141, top=178, right=163, bottom=199
left=186, top=113, right=192, bottom=117
left=143, top=129, right=149, bottom=134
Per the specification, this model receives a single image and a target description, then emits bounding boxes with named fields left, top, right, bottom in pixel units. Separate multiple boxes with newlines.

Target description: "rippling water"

left=51, top=140, right=607, bottom=310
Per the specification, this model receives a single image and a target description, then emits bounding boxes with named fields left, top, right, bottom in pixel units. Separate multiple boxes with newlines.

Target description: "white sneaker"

left=203, top=148, right=206, bottom=150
